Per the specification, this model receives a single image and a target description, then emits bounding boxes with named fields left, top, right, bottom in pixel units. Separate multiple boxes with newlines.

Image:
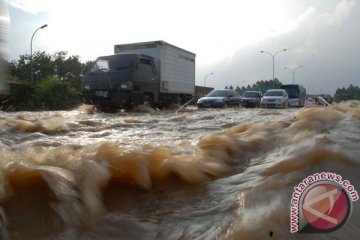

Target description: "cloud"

left=7, top=0, right=48, bottom=14
left=321, top=0, right=356, bottom=26
left=198, top=0, right=359, bottom=94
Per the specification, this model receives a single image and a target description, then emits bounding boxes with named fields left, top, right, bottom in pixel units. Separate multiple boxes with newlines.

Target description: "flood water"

left=0, top=102, right=359, bottom=239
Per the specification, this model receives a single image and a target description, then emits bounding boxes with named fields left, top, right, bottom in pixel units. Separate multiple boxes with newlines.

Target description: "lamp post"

left=204, top=72, right=214, bottom=87
left=284, top=66, right=303, bottom=84
left=30, top=24, right=48, bottom=83
left=260, top=49, right=287, bottom=88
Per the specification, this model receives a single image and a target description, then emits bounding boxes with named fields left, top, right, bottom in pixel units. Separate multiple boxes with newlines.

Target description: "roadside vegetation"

left=0, top=51, right=94, bottom=111
left=334, top=84, right=360, bottom=102
left=225, top=78, right=283, bottom=95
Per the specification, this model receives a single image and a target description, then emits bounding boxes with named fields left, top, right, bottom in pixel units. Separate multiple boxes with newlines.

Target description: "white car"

left=304, top=97, right=315, bottom=107
left=260, top=89, right=289, bottom=108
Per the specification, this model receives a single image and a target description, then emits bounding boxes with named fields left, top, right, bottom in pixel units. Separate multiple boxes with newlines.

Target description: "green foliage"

left=2, top=50, right=94, bottom=111
left=10, top=54, right=31, bottom=81
left=1, top=80, right=35, bottom=111
left=8, top=50, right=89, bottom=90
left=52, top=51, right=84, bottom=90
left=1, top=77, right=81, bottom=111
left=32, top=51, right=53, bottom=81
left=34, top=78, right=81, bottom=110
left=233, top=78, right=283, bottom=94
left=334, top=84, right=360, bottom=102
left=82, top=60, right=95, bottom=75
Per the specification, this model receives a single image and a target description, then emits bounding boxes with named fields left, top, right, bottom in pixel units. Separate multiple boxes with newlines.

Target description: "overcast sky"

left=3, top=0, right=360, bottom=94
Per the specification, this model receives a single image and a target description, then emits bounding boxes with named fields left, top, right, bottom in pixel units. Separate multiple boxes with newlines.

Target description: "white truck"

left=82, top=40, right=195, bottom=111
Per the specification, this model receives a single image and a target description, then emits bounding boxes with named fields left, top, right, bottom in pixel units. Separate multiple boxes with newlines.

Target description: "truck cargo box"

left=114, top=41, right=195, bottom=95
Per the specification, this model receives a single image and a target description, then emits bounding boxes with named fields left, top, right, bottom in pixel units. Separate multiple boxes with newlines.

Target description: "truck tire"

left=96, top=104, right=110, bottom=112
left=97, top=104, right=119, bottom=113
left=143, top=95, right=153, bottom=108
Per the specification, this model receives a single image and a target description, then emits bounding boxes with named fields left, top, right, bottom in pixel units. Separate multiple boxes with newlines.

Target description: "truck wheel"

left=96, top=104, right=110, bottom=112
left=143, top=95, right=153, bottom=108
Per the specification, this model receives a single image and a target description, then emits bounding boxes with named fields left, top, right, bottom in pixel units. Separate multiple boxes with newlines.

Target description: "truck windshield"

left=91, top=55, right=135, bottom=72
left=91, top=59, right=110, bottom=71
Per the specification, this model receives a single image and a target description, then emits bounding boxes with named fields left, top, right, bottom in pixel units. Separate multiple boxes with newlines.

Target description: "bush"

left=0, top=78, right=82, bottom=111
left=34, top=78, right=82, bottom=110
left=0, top=78, right=35, bottom=111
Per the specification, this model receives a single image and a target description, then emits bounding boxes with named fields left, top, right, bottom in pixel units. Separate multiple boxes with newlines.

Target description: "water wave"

left=0, top=101, right=359, bottom=239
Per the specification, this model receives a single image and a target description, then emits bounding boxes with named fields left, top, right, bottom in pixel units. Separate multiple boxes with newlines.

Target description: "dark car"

left=241, top=91, right=263, bottom=107
left=197, top=89, right=241, bottom=108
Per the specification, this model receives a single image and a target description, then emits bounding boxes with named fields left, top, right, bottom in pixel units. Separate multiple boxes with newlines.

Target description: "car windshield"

left=265, top=90, right=283, bottom=96
left=207, top=90, right=232, bottom=97
left=243, top=92, right=260, bottom=98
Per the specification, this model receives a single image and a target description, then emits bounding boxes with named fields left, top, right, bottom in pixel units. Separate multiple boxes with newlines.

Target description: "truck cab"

left=82, top=54, right=159, bottom=110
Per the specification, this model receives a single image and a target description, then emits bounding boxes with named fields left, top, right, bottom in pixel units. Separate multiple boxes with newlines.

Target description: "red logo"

left=301, top=183, right=350, bottom=232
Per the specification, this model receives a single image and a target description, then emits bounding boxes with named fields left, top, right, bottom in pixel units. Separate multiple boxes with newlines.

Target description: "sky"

left=2, top=0, right=360, bottom=95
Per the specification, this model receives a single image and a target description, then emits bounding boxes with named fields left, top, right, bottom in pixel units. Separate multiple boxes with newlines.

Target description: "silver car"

left=260, top=89, right=289, bottom=108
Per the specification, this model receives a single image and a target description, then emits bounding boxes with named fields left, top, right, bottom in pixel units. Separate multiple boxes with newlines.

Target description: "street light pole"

left=204, top=72, right=214, bottom=87
left=260, top=49, right=287, bottom=88
left=30, top=24, right=48, bottom=83
left=284, top=66, right=303, bottom=84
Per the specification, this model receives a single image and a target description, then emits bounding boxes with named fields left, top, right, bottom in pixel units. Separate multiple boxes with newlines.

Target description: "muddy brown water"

left=0, top=102, right=359, bottom=239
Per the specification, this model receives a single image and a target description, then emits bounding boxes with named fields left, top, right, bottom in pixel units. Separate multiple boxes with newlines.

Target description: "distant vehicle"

left=319, top=94, right=333, bottom=104
left=304, top=97, right=315, bottom=107
left=197, top=89, right=241, bottom=108
left=280, top=84, right=306, bottom=107
left=82, top=41, right=195, bottom=111
left=241, top=91, right=262, bottom=107
left=260, top=89, right=289, bottom=108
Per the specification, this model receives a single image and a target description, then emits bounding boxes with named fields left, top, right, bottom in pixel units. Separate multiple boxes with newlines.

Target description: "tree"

left=82, top=60, right=95, bottom=74
left=10, top=54, right=31, bottom=81
left=227, top=79, right=284, bottom=94
left=52, top=51, right=83, bottom=90
left=32, top=51, right=53, bottom=81
left=8, top=50, right=88, bottom=91
left=334, top=84, right=360, bottom=102
left=1, top=50, right=91, bottom=111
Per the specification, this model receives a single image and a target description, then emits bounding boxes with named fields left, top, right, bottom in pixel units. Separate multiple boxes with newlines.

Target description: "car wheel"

left=283, top=101, right=288, bottom=108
